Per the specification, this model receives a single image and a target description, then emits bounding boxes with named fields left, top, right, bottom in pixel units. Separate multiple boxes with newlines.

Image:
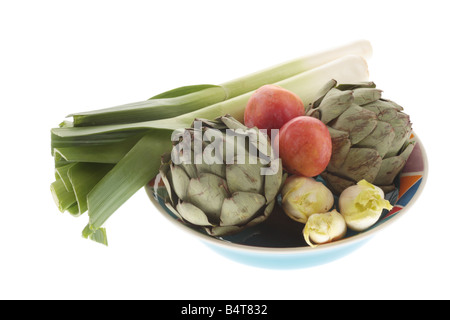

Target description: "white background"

left=1, top=0, right=448, bottom=300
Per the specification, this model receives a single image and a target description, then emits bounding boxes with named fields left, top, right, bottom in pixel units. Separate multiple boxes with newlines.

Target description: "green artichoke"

left=306, top=80, right=415, bottom=194
left=159, top=115, right=285, bottom=236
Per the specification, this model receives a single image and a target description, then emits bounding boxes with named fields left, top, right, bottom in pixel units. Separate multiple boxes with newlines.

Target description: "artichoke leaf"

left=263, top=158, right=284, bottom=204
left=193, top=117, right=227, bottom=130
left=196, top=162, right=226, bottom=179
left=165, top=201, right=184, bottom=220
left=220, top=114, right=248, bottom=131
left=373, top=142, right=415, bottom=186
left=159, top=162, right=174, bottom=203
left=207, top=225, right=241, bottom=237
left=181, top=162, right=198, bottom=179
left=329, top=147, right=382, bottom=183
left=363, top=100, right=400, bottom=122
left=196, top=149, right=226, bottom=178
left=307, top=79, right=338, bottom=112
left=381, top=98, right=404, bottom=111
left=170, top=164, right=190, bottom=201
left=320, top=171, right=355, bottom=195
left=262, top=198, right=277, bottom=218
left=327, top=127, right=351, bottom=170
left=355, top=121, right=395, bottom=158
left=312, top=88, right=354, bottom=124
left=385, top=113, right=412, bottom=158
left=372, top=156, right=406, bottom=187
left=179, top=149, right=198, bottom=179
left=331, top=104, right=378, bottom=145
left=220, top=192, right=266, bottom=226
left=352, top=88, right=383, bottom=105
left=176, top=202, right=213, bottom=226
left=187, top=173, right=229, bottom=223
left=336, top=82, right=376, bottom=90
left=226, top=162, right=264, bottom=194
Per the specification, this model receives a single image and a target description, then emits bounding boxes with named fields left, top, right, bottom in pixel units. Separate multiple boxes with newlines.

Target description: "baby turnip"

left=281, top=176, right=334, bottom=224
left=303, top=210, right=347, bottom=247
left=339, top=179, right=394, bottom=232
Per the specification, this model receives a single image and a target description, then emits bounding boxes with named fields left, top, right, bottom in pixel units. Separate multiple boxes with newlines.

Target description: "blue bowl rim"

left=146, top=132, right=428, bottom=256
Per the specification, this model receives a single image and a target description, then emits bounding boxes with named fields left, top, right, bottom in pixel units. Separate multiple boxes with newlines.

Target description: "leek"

left=55, top=163, right=76, bottom=192
left=53, top=132, right=146, bottom=164
left=82, top=225, right=108, bottom=246
left=51, top=179, right=77, bottom=212
left=50, top=42, right=372, bottom=245
left=67, top=163, right=115, bottom=216
left=51, top=163, right=114, bottom=217
left=69, top=40, right=372, bottom=127
left=87, top=130, right=172, bottom=231
left=53, top=55, right=370, bottom=139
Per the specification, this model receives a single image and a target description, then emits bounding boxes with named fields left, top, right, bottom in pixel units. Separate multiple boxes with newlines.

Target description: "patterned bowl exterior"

left=146, top=133, right=427, bottom=269
left=380, top=133, right=425, bottom=224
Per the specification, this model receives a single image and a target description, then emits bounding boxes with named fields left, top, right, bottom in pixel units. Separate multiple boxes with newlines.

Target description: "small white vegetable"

left=281, top=176, right=334, bottom=224
left=303, top=210, right=347, bottom=247
left=339, top=180, right=393, bottom=232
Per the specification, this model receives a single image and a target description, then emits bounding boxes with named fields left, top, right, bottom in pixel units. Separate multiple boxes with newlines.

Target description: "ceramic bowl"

left=145, top=133, right=427, bottom=269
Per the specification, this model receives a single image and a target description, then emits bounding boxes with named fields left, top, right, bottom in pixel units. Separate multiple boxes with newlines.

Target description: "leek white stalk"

left=339, top=180, right=393, bottom=232
left=281, top=176, right=334, bottom=223
left=221, top=40, right=372, bottom=98
left=303, top=210, right=347, bottom=247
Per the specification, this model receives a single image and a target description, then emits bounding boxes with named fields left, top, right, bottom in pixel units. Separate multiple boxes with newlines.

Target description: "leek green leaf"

left=55, top=163, right=76, bottom=192
left=82, top=225, right=108, bottom=246
left=53, top=132, right=145, bottom=164
left=51, top=179, right=77, bottom=212
left=149, top=84, right=225, bottom=99
left=71, top=86, right=228, bottom=127
left=87, top=130, right=172, bottom=230
left=68, top=163, right=114, bottom=217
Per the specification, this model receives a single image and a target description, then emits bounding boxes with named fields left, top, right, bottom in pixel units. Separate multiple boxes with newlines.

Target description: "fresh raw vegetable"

left=306, top=80, right=415, bottom=194
left=50, top=43, right=371, bottom=245
left=159, top=115, right=285, bottom=236
left=274, top=116, right=332, bottom=177
left=281, top=176, right=334, bottom=223
left=244, top=84, right=304, bottom=137
left=303, top=210, right=347, bottom=247
left=69, top=40, right=372, bottom=127
left=339, top=179, right=393, bottom=231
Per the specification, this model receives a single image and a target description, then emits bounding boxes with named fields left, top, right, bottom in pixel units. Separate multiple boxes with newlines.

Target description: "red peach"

left=274, top=116, right=332, bottom=177
left=244, top=85, right=304, bottom=136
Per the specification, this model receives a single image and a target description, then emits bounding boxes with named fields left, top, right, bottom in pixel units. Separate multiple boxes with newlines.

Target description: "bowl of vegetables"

left=145, top=122, right=427, bottom=269
left=49, top=40, right=427, bottom=268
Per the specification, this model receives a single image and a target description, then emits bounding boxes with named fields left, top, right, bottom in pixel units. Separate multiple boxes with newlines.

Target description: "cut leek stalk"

left=51, top=163, right=114, bottom=217
left=51, top=179, right=77, bottom=212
